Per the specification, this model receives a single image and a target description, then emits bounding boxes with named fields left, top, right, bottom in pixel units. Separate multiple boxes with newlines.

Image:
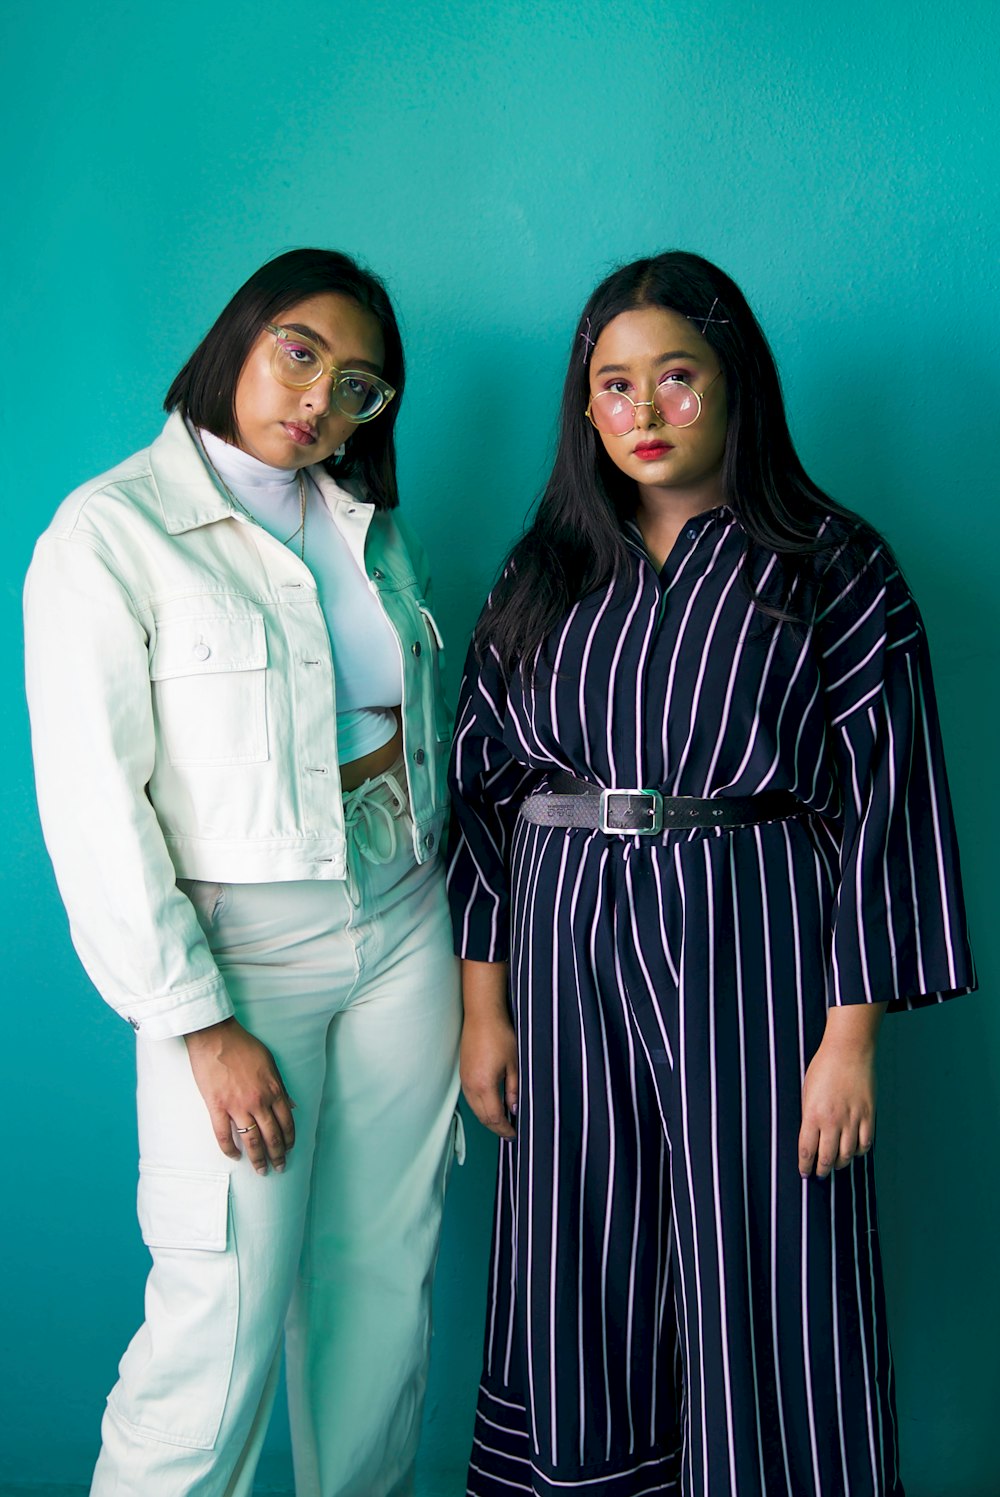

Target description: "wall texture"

left=2, top=2, right=997, bottom=1492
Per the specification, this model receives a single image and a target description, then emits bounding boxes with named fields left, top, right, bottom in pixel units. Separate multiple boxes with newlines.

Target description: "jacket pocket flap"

left=150, top=615, right=267, bottom=681
left=137, top=1164, right=230, bottom=1251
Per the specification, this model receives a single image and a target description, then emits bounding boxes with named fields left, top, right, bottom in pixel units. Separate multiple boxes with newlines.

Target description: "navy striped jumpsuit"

left=446, top=509, right=976, bottom=1497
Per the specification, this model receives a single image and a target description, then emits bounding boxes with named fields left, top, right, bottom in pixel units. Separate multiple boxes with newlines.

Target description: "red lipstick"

left=283, top=422, right=317, bottom=446
left=633, top=441, right=672, bottom=461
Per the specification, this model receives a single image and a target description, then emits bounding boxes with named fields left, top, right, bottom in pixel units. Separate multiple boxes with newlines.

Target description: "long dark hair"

left=480, top=250, right=866, bottom=671
left=165, top=248, right=405, bottom=509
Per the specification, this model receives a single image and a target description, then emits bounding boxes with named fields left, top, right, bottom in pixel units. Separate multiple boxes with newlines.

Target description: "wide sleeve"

left=446, top=630, right=538, bottom=963
left=815, top=540, right=976, bottom=1012
left=24, top=533, right=234, bottom=1039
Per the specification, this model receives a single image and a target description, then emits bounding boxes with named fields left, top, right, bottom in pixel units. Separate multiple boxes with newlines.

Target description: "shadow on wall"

left=796, top=335, right=1000, bottom=1495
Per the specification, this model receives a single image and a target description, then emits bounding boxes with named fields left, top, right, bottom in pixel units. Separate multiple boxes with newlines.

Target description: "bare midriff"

left=339, top=709, right=404, bottom=792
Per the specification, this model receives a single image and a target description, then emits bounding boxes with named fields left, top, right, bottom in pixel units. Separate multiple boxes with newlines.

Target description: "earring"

left=334, top=443, right=346, bottom=459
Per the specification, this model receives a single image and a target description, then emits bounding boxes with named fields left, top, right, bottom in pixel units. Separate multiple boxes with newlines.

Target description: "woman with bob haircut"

left=448, top=250, right=975, bottom=1496
left=25, top=248, right=462, bottom=1496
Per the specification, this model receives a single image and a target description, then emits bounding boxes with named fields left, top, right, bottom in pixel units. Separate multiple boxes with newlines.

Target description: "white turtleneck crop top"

left=197, top=428, right=402, bottom=763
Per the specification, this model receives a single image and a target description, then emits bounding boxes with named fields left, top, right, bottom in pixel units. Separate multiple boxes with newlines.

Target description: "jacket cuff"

left=119, top=979, right=235, bottom=1041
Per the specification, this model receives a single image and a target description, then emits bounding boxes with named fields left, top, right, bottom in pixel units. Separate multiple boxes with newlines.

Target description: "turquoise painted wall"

left=3, top=2, right=997, bottom=1492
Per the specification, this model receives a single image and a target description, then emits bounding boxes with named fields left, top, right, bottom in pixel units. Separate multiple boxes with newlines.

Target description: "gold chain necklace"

left=197, top=435, right=307, bottom=560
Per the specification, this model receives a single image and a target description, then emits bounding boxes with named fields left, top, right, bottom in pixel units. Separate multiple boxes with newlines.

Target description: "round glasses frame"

left=586, top=369, right=722, bottom=436
left=265, top=324, right=396, bottom=423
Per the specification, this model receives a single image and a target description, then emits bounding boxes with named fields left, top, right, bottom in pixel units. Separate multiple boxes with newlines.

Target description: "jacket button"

left=413, top=747, right=426, bottom=765
left=372, top=567, right=385, bottom=580
left=193, top=643, right=211, bottom=661
left=411, top=640, right=422, bottom=657
left=424, top=832, right=435, bottom=850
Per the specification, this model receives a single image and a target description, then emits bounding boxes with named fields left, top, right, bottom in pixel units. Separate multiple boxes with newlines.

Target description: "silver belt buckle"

left=599, top=788, right=664, bottom=835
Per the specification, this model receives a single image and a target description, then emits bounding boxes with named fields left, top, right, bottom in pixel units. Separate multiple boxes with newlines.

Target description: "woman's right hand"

left=184, top=1016, right=296, bottom=1175
left=460, top=959, right=518, bottom=1139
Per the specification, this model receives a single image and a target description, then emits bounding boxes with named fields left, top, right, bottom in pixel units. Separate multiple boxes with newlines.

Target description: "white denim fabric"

left=24, top=412, right=452, bottom=1038
left=91, top=766, right=463, bottom=1497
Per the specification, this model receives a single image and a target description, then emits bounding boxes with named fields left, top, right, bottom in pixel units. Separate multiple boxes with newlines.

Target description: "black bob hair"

left=165, top=248, right=405, bottom=510
left=478, top=249, right=867, bottom=673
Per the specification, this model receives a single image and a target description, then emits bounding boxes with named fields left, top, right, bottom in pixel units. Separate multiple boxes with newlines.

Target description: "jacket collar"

left=308, top=461, right=374, bottom=518
left=149, top=411, right=376, bottom=535
left=149, top=411, right=240, bottom=535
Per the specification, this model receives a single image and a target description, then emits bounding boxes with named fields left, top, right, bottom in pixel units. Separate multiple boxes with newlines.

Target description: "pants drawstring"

left=342, top=762, right=408, bottom=907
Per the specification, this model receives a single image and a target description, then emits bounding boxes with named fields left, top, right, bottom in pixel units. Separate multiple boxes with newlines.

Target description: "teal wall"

left=3, top=2, right=997, bottom=1492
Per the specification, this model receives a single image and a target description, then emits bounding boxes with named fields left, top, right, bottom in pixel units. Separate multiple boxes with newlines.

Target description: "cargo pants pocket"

left=108, top=1165, right=238, bottom=1450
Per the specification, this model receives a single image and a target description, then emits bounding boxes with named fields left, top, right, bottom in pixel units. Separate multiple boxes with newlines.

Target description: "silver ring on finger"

left=235, top=1122, right=259, bottom=1134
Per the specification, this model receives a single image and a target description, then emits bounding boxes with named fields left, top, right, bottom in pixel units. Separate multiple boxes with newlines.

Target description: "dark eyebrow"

left=281, top=323, right=382, bottom=374
left=281, top=322, right=331, bottom=352
left=594, top=349, right=702, bottom=376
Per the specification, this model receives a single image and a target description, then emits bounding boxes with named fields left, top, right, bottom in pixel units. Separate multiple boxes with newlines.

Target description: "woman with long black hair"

left=448, top=251, right=975, bottom=1496
left=25, top=248, right=461, bottom=1496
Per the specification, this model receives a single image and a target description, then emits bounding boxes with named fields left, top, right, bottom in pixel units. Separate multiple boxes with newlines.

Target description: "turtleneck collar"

left=196, top=425, right=301, bottom=493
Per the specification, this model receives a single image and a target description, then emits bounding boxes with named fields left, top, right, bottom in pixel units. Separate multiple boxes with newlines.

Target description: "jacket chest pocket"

left=149, top=614, right=268, bottom=766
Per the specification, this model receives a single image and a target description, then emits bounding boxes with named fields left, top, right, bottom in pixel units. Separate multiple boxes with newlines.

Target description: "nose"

left=632, top=397, right=662, bottom=431
left=303, top=375, right=334, bottom=418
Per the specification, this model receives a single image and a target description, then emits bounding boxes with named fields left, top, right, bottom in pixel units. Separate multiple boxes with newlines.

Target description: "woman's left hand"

left=184, top=1016, right=296, bottom=1176
left=797, top=1002, right=887, bottom=1178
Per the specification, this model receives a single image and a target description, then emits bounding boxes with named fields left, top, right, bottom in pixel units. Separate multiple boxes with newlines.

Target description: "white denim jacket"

left=24, top=412, right=451, bottom=1039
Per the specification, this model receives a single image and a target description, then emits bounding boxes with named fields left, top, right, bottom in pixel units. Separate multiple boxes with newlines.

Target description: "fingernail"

left=255, top=1166, right=268, bottom=1176
left=275, top=1162, right=286, bottom=1173
left=510, top=1103, right=518, bottom=1116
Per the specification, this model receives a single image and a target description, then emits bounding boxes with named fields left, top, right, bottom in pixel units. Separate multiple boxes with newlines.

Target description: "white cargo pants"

left=91, top=764, right=463, bottom=1497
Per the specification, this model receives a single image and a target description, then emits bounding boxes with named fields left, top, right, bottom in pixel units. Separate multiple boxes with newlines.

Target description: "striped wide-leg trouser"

left=467, top=814, right=903, bottom=1497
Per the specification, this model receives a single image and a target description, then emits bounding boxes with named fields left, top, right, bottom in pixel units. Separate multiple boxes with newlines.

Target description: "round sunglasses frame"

left=586, top=369, right=721, bottom=436
left=265, top=324, right=396, bottom=423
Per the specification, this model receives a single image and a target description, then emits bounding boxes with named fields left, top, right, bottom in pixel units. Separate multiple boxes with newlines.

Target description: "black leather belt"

left=520, top=772, right=805, bottom=835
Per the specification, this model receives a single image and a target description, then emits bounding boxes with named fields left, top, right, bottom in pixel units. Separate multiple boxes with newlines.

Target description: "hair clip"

left=695, top=297, right=730, bottom=333
left=579, top=315, right=596, bottom=360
